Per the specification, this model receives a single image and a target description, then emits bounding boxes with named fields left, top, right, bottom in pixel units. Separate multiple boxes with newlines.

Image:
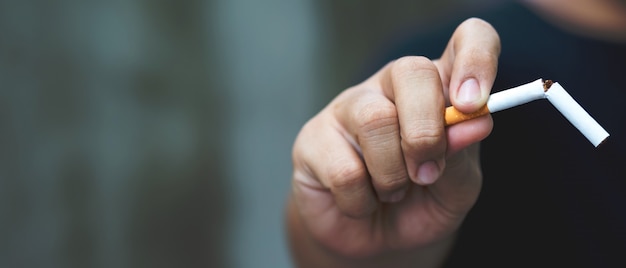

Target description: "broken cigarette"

left=545, top=82, right=609, bottom=147
left=444, top=78, right=609, bottom=147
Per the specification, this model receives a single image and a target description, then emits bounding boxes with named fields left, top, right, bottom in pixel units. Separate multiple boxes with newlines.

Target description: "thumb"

left=439, top=18, right=501, bottom=113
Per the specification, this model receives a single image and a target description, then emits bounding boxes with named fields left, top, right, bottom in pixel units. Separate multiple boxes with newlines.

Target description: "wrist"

left=286, top=195, right=457, bottom=268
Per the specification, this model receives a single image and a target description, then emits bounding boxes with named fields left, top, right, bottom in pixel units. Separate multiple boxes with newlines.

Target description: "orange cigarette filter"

left=444, top=105, right=490, bottom=126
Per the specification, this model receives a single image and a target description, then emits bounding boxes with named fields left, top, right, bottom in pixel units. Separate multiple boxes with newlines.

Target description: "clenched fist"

left=287, top=18, right=501, bottom=268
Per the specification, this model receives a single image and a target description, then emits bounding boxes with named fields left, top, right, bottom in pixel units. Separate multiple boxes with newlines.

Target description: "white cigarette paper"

left=545, top=82, right=610, bottom=147
left=487, top=78, right=546, bottom=112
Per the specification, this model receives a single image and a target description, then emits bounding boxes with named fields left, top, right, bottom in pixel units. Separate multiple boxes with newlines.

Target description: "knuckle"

left=354, top=100, right=398, bottom=135
left=394, top=55, right=432, bottom=68
left=327, top=158, right=367, bottom=191
left=402, top=119, right=445, bottom=149
left=374, top=172, right=407, bottom=192
left=392, top=56, right=438, bottom=79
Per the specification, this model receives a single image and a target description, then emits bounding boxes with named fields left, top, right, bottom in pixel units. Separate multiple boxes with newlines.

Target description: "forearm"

left=285, top=195, right=456, bottom=268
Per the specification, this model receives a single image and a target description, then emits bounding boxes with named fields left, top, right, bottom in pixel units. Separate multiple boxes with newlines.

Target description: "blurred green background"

left=0, top=0, right=497, bottom=267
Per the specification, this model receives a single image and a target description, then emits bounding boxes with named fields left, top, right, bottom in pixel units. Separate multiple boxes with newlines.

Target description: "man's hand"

left=287, top=18, right=501, bottom=268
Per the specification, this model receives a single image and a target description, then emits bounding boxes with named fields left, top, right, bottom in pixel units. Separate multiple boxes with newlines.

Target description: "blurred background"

left=0, top=0, right=498, bottom=267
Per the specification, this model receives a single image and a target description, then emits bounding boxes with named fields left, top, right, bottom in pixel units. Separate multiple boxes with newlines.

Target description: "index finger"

left=437, top=18, right=501, bottom=113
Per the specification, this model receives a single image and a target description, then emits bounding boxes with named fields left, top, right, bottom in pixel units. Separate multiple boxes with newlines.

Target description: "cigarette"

left=444, top=78, right=609, bottom=147
left=444, top=78, right=546, bottom=125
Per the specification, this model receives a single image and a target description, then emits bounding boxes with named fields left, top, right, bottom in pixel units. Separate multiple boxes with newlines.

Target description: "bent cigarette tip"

left=543, top=79, right=553, bottom=91
left=545, top=82, right=610, bottom=147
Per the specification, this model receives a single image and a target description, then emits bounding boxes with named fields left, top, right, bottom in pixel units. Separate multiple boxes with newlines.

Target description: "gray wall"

left=0, top=0, right=496, bottom=267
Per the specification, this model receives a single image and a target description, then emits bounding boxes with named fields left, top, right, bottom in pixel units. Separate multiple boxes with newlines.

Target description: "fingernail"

left=417, top=161, right=440, bottom=185
left=388, top=189, right=406, bottom=203
left=458, top=78, right=481, bottom=105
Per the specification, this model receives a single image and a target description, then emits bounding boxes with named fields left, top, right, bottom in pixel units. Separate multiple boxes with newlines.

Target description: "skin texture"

left=287, top=18, right=501, bottom=268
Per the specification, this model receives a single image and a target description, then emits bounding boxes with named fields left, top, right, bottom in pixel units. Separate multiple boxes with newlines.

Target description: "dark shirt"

left=370, top=2, right=626, bottom=267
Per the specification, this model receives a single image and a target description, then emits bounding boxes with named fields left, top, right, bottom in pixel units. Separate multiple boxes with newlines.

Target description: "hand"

left=288, top=18, right=501, bottom=267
